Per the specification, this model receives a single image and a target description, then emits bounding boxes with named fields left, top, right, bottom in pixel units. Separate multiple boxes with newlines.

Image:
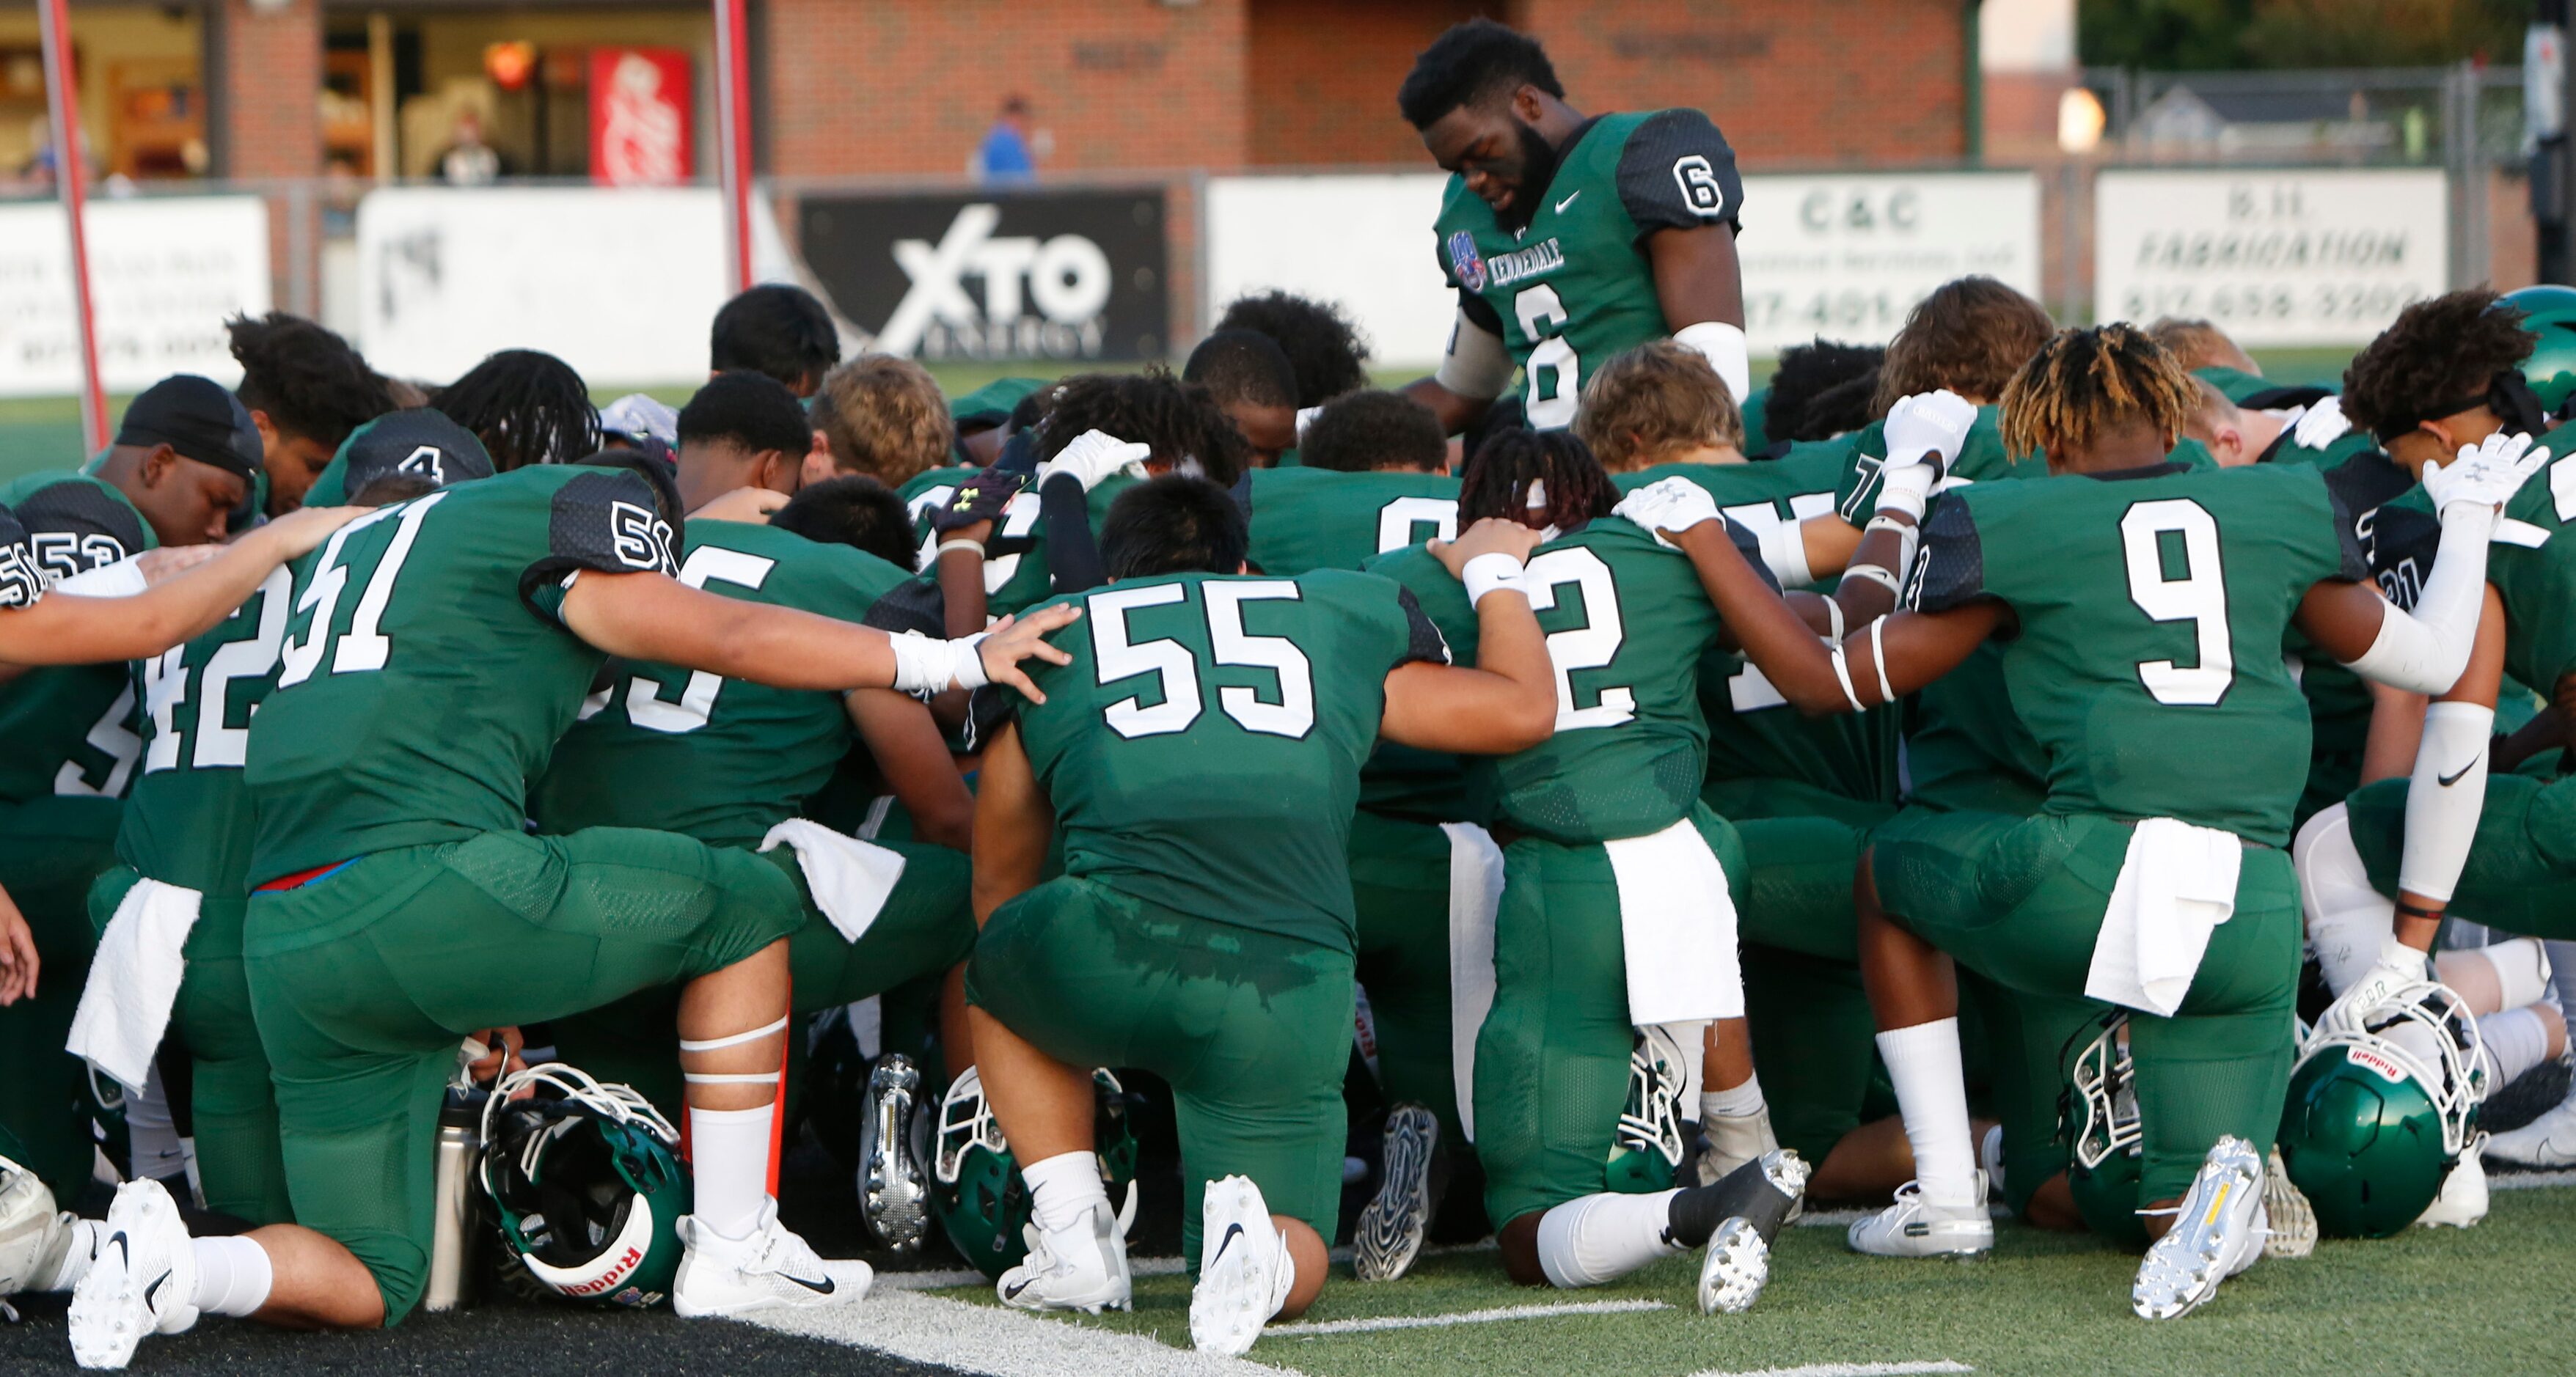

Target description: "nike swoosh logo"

left=108, top=1232, right=130, bottom=1268
left=144, top=1271, right=170, bottom=1310
left=1555, top=190, right=1582, bottom=214
left=1210, top=1222, right=1246, bottom=1266
left=1003, top=1277, right=1033, bottom=1300
left=2439, top=758, right=2481, bottom=787
left=786, top=1271, right=836, bottom=1296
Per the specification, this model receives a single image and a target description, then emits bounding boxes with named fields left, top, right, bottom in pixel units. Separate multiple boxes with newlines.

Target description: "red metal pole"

left=712, top=0, right=755, bottom=293
left=37, top=0, right=109, bottom=454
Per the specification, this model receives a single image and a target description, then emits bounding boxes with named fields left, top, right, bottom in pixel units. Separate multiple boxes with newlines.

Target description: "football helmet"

left=932, top=1066, right=1140, bottom=1281
left=2060, top=1013, right=2149, bottom=1248
left=480, top=1063, right=692, bottom=1307
left=2278, top=980, right=2488, bottom=1238
left=2506, top=284, right=2576, bottom=417
left=1606, top=1025, right=1691, bottom=1194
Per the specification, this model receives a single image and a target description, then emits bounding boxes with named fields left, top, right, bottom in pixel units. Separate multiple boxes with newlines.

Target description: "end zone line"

left=1267, top=1298, right=1669, bottom=1336
left=1686, top=1362, right=1973, bottom=1377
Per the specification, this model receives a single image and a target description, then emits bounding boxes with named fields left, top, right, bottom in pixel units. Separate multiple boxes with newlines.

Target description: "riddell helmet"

left=932, top=1066, right=1141, bottom=1281
left=480, top=1064, right=692, bottom=1307
left=2060, top=1013, right=2149, bottom=1249
left=2505, top=284, right=2576, bottom=417
left=2278, top=980, right=2488, bottom=1239
left=1607, top=1026, right=1690, bottom=1194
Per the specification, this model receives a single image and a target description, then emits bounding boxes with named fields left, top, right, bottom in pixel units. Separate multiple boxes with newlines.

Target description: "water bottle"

left=424, top=1040, right=489, bottom=1312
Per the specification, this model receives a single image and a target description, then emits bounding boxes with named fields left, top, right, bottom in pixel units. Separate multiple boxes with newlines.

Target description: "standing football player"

left=1397, top=19, right=1749, bottom=434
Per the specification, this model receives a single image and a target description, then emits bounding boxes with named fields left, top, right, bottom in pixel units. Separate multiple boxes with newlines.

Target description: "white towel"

left=1602, top=817, right=1742, bottom=1025
left=759, top=818, right=909, bottom=944
left=2085, top=818, right=2243, bottom=1017
left=65, top=877, right=201, bottom=1091
left=1441, top=822, right=1505, bottom=1144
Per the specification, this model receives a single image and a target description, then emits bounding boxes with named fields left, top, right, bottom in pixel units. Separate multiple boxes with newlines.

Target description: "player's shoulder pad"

left=517, top=463, right=682, bottom=620
left=1909, top=493, right=1989, bottom=614
left=0, top=502, right=39, bottom=608
left=7, top=471, right=150, bottom=559
left=1616, top=107, right=1741, bottom=236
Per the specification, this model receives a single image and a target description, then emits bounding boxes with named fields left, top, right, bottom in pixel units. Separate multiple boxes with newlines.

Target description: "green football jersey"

left=1435, top=109, right=1743, bottom=430
left=1248, top=467, right=1460, bottom=576
left=902, top=464, right=1135, bottom=618
left=530, top=521, right=910, bottom=851
left=2368, top=446, right=2576, bottom=699
left=116, top=568, right=295, bottom=895
left=1497, top=519, right=1764, bottom=844
left=2192, top=365, right=2274, bottom=405
left=1356, top=543, right=1490, bottom=825
left=244, top=463, right=681, bottom=881
left=1829, top=405, right=2042, bottom=524
left=1006, top=569, right=1449, bottom=948
left=1912, top=460, right=2367, bottom=847
left=0, top=472, right=158, bottom=804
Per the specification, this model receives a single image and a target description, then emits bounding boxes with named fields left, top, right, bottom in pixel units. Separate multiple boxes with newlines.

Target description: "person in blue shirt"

left=977, top=96, right=1037, bottom=183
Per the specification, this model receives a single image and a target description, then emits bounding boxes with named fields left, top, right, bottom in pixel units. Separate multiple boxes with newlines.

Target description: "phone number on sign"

left=1743, top=289, right=1921, bottom=337
left=2114, top=282, right=2419, bottom=325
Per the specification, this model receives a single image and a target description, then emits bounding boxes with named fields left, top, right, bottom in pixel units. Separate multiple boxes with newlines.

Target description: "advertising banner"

left=590, top=48, right=694, bottom=188
left=0, top=196, right=271, bottom=397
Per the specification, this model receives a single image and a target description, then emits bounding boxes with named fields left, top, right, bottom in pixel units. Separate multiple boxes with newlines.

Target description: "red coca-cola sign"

left=589, top=48, right=692, bottom=186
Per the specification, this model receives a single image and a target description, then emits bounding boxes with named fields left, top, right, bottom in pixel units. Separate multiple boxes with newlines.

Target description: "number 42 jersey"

left=1910, top=460, right=2368, bottom=848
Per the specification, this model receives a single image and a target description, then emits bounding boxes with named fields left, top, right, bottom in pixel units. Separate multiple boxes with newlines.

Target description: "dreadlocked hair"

left=1998, top=323, right=2198, bottom=463
left=2341, top=289, right=2531, bottom=441
left=227, top=312, right=396, bottom=449
left=434, top=349, right=600, bottom=471
left=1459, top=427, right=1616, bottom=532
left=1036, top=369, right=1251, bottom=488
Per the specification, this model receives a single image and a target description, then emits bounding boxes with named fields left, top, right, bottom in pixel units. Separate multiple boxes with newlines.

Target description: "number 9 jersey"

left=1433, top=109, right=1742, bottom=430
left=1910, top=460, right=2369, bottom=848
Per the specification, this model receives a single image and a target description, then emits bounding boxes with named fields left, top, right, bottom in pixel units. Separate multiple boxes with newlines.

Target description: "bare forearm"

left=937, top=549, right=989, bottom=639
left=1402, top=376, right=1490, bottom=437
left=1829, top=514, right=1913, bottom=629
left=1673, top=524, right=1849, bottom=711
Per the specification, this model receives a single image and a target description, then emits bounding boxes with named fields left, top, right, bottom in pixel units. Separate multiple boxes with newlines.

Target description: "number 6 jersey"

left=1909, top=460, right=2368, bottom=848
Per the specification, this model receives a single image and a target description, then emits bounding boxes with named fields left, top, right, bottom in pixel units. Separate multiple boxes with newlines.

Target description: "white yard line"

left=2488, top=1168, right=2576, bottom=1191
left=1686, top=1362, right=1973, bottom=1377
left=876, top=1255, right=1190, bottom=1292
left=1267, top=1298, right=1670, bottom=1336
left=742, top=1286, right=1282, bottom=1376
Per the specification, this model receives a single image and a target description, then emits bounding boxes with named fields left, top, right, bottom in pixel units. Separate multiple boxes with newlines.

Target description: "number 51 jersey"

left=1006, top=569, right=1451, bottom=951
left=1910, top=460, right=2368, bottom=848
left=244, top=463, right=682, bottom=884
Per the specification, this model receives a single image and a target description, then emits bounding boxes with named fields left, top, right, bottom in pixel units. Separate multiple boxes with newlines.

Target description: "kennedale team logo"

left=608, top=500, right=677, bottom=574
left=1447, top=230, right=1487, bottom=293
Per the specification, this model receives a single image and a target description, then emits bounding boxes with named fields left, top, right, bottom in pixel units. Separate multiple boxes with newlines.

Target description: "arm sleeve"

left=1615, top=108, right=1743, bottom=238
left=0, top=504, right=40, bottom=607
left=2397, top=700, right=2496, bottom=903
left=1437, top=306, right=1515, bottom=401
left=518, top=468, right=682, bottom=625
left=1907, top=497, right=1989, bottom=614
left=1039, top=472, right=1106, bottom=596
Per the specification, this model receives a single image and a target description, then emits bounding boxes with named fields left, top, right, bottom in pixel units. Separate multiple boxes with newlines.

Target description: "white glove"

left=2291, top=394, right=2352, bottom=450
left=1036, top=429, right=1152, bottom=492
left=2422, top=430, right=2547, bottom=517
left=1611, top=477, right=1721, bottom=548
left=1875, top=390, right=1975, bottom=521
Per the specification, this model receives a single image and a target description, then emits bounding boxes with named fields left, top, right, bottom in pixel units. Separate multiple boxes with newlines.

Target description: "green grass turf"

left=932, top=1185, right=2576, bottom=1376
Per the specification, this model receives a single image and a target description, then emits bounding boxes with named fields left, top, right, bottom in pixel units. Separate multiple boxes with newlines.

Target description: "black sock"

left=1664, top=1153, right=1801, bottom=1249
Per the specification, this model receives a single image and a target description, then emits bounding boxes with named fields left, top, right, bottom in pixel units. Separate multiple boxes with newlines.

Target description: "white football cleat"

left=1848, top=1173, right=1992, bottom=1257
left=1695, top=1217, right=1768, bottom=1315
left=1354, top=1104, right=1438, bottom=1282
left=2416, top=1146, right=2489, bottom=1228
left=68, top=1178, right=198, bottom=1371
left=2482, top=1092, right=2576, bottom=1167
left=0, top=1155, right=74, bottom=1298
left=671, top=1197, right=871, bottom=1318
left=860, top=1054, right=933, bottom=1255
left=998, top=1202, right=1132, bottom=1314
left=2133, top=1136, right=2264, bottom=1321
left=2260, top=1147, right=2316, bottom=1259
left=1190, top=1175, right=1293, bottom=1356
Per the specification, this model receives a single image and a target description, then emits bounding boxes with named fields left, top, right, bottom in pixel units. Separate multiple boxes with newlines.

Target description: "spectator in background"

left=1215, top=291, right=1372, bottom=410
left=808, top=355, right=956, bottom=488
left=1183, top=329, right=1301, bottom=467
left=976, top=96, right=1038, bottom=183
left=226, top=312, right=398, bottom=514
left=711, top=284, right=842, bottom=397
left=437, top=110, right=502, bottom=186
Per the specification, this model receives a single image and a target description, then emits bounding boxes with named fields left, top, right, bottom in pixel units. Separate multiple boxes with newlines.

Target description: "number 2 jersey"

left=1434, top=109, right=1743, bottom=430
left=1909, top=460, right=2368, bottom=848
left=1004, top=569, right=1451, bottom=950
left=243, top=463, right=681, bottom=884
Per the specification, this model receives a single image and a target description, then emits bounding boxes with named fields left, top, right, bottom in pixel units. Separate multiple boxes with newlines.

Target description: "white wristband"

left=1674, top=320, right=1752, bottom=405
left=1874, top=468, right=1931, bottom=524
left=1841, top=563, right=1903, bottom=599
left=951, top=632, right=991, bottom=690
left=935, top=537, right=986, bottom=560
left=1869, top=615, right=1898, bottom=704
left=888, top=632, right=970, bottom=695
left=1819, top=595, right=1844, bottom=642
left=1829, top=644, right=1868, bottom=713
left=1460, top=553, right=1528, bottom=608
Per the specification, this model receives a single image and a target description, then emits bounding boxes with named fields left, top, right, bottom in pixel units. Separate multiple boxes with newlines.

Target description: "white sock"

left=1533, top=1189, right=1683, bottom=1289
left=2295, top=805, right=2396, bottom=997
left=189, top=1236, right=272, bottom=1318
left=1699, top=1073, right=1777, bottom=1167
left=2477, top=1007, right=2554, bottom=1087
left=37, top=1217, right=103, bottom=1293
left=1021, top=1150, right=1109, bottom=1234
left=128, top=1066, right=188, bottom=1185
left=1877, top=1018, right=1978, bottom=1207
left=2469, top=939, right=2555, bottom=1011
left=687, top=1103, right=777, bottom=1241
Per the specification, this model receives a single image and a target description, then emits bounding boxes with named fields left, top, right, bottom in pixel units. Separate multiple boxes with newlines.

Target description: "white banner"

left=356, top=186, right=729, bottom=385
left=0, top=197, right=271, bottom=398
left=1204, top=170, right=2041, bottom=365
left=2093, top=169, right=2448, bottom=347
left=1735, top=172, right=2042, bottom=353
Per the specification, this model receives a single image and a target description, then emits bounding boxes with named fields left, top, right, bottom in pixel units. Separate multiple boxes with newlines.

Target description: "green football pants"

left=244, top=827, right=804, bottom=1326
left=1870, top=809, right=2299, bottom=1202
left=1350, top=809, right=1474, bottom=1145
left=1476, top=805, right=1746, bottom=1229
left=967, top=875, right=1353, bottom=1261
left=87, top=866, right=294, bottom=1227
left=0, top=797, right=120, bottom=1200
left=1958, top=972, right=2109, bottom=1217
left=2348, top=772, right=2576, bottom=939
left=551, top=839, right=975, bottom=1118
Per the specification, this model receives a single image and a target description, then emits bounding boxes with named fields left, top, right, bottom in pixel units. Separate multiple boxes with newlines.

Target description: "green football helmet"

left=1606, top=1025, right=1690, bottom=1194
left=2504, top=284, right=2576, bottom=417
left=931, top=1065, right=1140, bottom=1281
left=479, top=1063, right=692, bottom=1307
left=2278, top=980, right=2488, bottom=1239
left=2060, top=1013, right=2149, bottom=1248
